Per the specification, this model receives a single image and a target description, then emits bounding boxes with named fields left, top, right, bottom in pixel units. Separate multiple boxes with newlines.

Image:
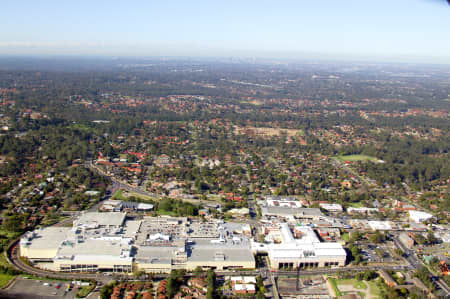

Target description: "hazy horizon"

left=1, top=0, right=449, bottom=64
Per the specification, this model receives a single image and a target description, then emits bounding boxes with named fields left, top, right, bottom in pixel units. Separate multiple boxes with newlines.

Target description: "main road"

left=85, top=161, right=158, bottom=199
left=393, top=234, right=450, bottom=297
left=86, top=161, right=224, bottom=207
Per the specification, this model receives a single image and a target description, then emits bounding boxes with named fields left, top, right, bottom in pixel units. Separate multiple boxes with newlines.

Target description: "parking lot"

left=0, top=277, right=78, bottom=299
left=361, top=244, right=395, bottom=264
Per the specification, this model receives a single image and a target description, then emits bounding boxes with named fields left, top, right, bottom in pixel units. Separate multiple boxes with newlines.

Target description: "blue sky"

left=1, top=0, right=449, bottom=62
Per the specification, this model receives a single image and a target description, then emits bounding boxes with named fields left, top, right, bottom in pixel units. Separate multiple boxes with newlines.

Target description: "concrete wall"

left=53, top=258, right=132, bottom=272
left=136, top=262, right=172, bottom=274
left=20, top=246, right=58, bottom=260
left=269, top=256, right=345, bottom=270
left=186, top=260, right=255, bottom=271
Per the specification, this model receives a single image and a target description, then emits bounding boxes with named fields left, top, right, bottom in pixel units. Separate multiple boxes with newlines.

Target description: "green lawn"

left=112, top=189, right=158, bottom=202
left=354, top=281, right=367, bottom=290
left=112, top=189, right=128, bottom=200
left=328, top=278, right=342, bottom=297
left=348, top=202, right=365, bottom=208
left=368, top=280, right=382, bottom=297
left=76, top=283, right=95, bottom=298
left=154, top=210, right=177, bottom=216
left=341, top=232, right=350, bottom=242
left=336, top=155, right=377, bottom=162
left=332, top=278, right=373, bottom=299
left=336, top=279, right=368, bottom=290
left=206, top=194, right=223, bottom=201
left=240, top=100, right=264, bottom=106
left=0, top=273, right=14, bottom=288
left=69, top=123, right=91, bottom=132
left=0, top=253, right=10, bottom=268
left=0, top=230, right=21, bottom=240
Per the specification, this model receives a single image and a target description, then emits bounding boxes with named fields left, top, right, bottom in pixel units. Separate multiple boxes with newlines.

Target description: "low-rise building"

left=261, top=206, right=323, bottom=221
left=255, top=223, right=346, bottom=270
left=234, top=283, right=256, bottom=294
left=347, top=207, right=378, bottom=214
left=368, top=220, right=392, bottom=231
left=379, top=270, right=397, bottom=287
left=398, top=232, right=414, bottom=248
left=409, top=210, right=434, bottom=223
left=319, top=203, right=343, bottom=213
left=101, top=200, right=153, bottom=212
left=74, top=211, right=126, bottom=229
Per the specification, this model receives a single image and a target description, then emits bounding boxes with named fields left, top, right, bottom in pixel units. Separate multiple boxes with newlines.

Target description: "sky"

left=1, top=0, right=449, bottom=63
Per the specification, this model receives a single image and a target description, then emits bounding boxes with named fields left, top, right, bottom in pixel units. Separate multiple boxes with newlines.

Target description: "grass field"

left=328, top=278, right=342, bottom=297
left=341, top=232, right=350, bottom=242
left=112, top=189, right=157, bottom=202
left=337, top=279, right=368, bottom=290
left=0, top=254, right=10, bottom=268
left=336, top=154, right=378, bottom=162
left=348, top=201, right=365, bottom=208
left=76, top=283, right=95, bottom=298
left=368, top=280, right=382, bottom=297
left=240, top=100, right=264, bottom=106
left=0, top=230, right=20, bottom=240
left=112, top=189, right=126, bottom=200
left=0, top=273, right=15, bottom=288
left=69, top=123, right=91, bottom=132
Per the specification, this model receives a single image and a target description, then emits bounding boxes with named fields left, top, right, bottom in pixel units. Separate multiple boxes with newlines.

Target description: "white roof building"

left=234, top=284, right=256, bottom=292
left=136, top=203, right=154, bottom=210
left=263, top=224, right=346, bottom=269
left=74, top=212, right=126, bottom=229
left=347, top=207, right=378, bottom=214
left=319, top=203, right=343, bottom=212
left=267, top=198, right=302, bottom=208
left=149, top=233, right=170, bottom=241
left=436, top=231, right=450, bottom=243
left=243, top=276, right=256, bottom=284
left=409, top=210, right=434, bottom=223
left=368, top=220, right=392, bottom=231
left=228, top=208, right=249, bottom=215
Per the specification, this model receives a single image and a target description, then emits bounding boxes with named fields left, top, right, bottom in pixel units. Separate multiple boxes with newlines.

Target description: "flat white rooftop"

left=189, top=247, right=255, bottom=263
left=21, top=227, right=71, bottom=250
left=74, top=212, right=126, bottom=228
left=368, top=220, right=392, bottom=230
left=56, top=238, right=131, bottom=257
left=266, top=224, right=346, bottom=260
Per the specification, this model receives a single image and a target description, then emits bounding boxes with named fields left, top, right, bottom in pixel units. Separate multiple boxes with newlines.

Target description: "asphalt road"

left=86, top=161, right=158, bottom=199
left=86, top=161, right=224, bottom=206
left=393, top=235, right=450, bottom=297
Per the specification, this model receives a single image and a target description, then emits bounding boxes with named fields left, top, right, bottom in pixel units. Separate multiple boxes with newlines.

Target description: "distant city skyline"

left=1, top=0, right=450, bottom=63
